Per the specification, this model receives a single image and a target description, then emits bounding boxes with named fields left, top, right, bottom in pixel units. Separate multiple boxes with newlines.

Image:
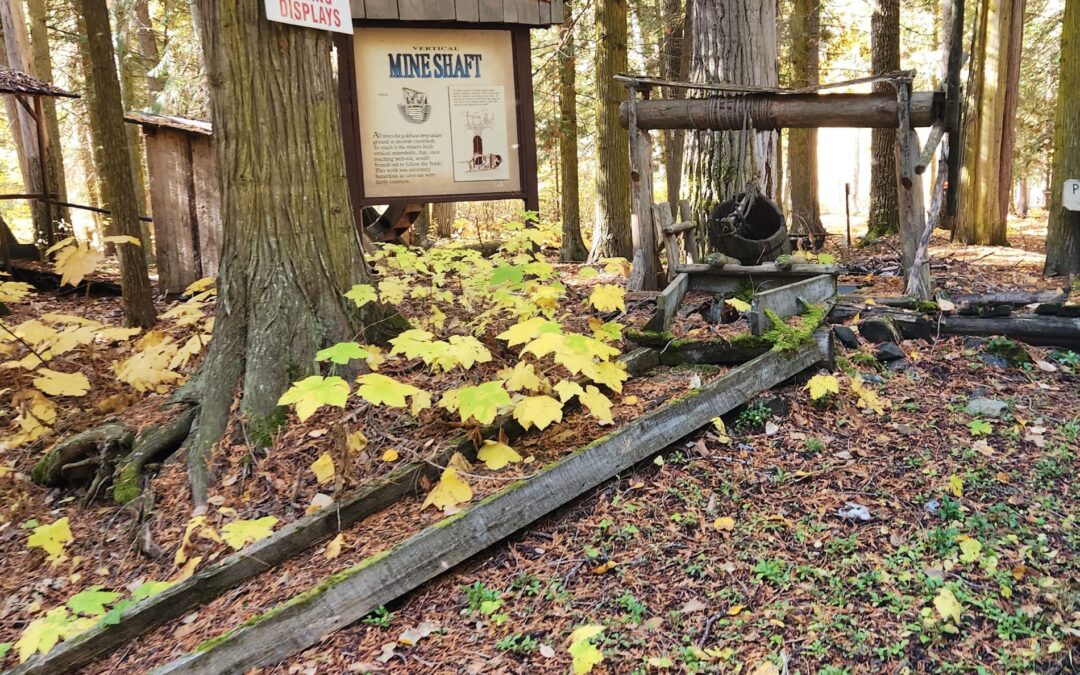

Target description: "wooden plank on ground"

left=750, top=274, right=837, bottom=335
left=643, top=272, right=688, bottom=333
left=152, top=340, right=828, bottom=675
left=13, top=348, right=659, bottom=675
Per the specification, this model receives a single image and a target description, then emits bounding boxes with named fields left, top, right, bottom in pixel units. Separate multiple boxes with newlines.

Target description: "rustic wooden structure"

left=348, top=0, right=564, bottom=22
left=0, top=65, right=78, bottom=264
left=126, top=112, right=221, bottom=294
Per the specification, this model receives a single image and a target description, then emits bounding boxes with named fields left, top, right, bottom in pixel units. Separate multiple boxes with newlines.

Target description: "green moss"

left=626, top=329, right=676, bottom=346
left=763, top=304, right=826, bottom=352
left=917, top=300, right=940, bottom=313
left=112, top=464, right=141, bottom=505
left=248, top=407, right=288, bottom=447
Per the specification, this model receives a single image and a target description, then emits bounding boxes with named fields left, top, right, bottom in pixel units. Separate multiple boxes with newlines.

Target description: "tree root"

left=113, top=406, right=198, bottom=504
left=30, top=406, right=197, bottom=505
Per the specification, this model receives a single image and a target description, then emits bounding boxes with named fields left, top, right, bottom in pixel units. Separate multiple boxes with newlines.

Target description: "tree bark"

left=684, top=0, right=779, bottom=218
left=867, top=0, right=899, bottom=239
left=1044, top=0, right=1080, bottom=276
left=432, top=202, right=456, bottom=238
left=184, top=5, right=400, bottom=506
left=558, top=4, right=587, bottom=262
left=117, top=13, right=153, bottom=257
left=27, top=0, right=73, bottom=235
left=79, top=0, right=157, bottom=328
left=590, top=0, right=633, bottom=261
left=954, top=0, right=1025, bottom=245
left=787, top=0, right=825, bottom=247
left=660, top=0, right=690, bottom=214
left=0, top=0, right=50, bottom=244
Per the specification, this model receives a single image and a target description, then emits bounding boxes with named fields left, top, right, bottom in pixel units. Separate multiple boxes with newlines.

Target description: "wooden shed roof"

left=0, top=66, right=77, bottom=98
left=351, top=0, right=564, bottom=24
left=125, top=111, right=212, bottom=136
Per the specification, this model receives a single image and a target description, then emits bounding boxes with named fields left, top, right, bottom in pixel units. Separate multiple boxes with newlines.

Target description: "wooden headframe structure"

left=0, top=65, right=78, bottom=265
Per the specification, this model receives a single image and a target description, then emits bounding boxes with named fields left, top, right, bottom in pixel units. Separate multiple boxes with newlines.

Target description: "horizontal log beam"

left=620, top=92, right=938, bottom=130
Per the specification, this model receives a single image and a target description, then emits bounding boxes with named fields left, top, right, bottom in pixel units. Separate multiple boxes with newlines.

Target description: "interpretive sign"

left=1064, top=179, right=1080, bottom=212
left=350, top=26, right=526, bottom=202
left=265, top=0, right=352, bottom=34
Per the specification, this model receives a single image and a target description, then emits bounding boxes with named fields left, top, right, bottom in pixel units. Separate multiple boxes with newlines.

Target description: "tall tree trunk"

left=27, top=0, right=72, bottom=235
left=954, top=0, right=1025, bottom=245
left=116, top=7, right=154, bottom=257
left=788, top=0, right=825, bottom=247
left=929, top=0, right=955, bottom=232
left=0, top=0, right=51, bottom=244
left=866, top=0, right=900, bottom=239
left=184, top=3, right=400, bottom=506
left=589, top=0, right=633, bottom=261
left=1044, top=0, right=1080, bottom=276
left=79, top=0, right=157, bottom=328
left=134, top=0, right=163, bottom=103
left=660, top=0, right=690, bottom=214
left=684, top=0, right=779, bottom=218
left=558, top=3, right=587, bottom=262
left=413, top=204, right=430, bottom=248
left=432, top=202, right=457, bottom=238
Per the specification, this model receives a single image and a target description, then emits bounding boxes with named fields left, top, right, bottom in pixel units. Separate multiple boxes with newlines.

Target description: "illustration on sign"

left=265, top=0, right=352, bottom=34
left=354, top=27, right=522, bottom=200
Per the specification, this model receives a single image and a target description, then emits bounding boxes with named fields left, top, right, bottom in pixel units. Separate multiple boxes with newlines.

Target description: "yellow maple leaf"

left=101, top=235, right=142, bottom=247
left=725, top=297, right=751, bottom=312
left=513, top=395, right=564, bottom=431
left=310, top=453, right=335, bottom=484
left=27, top=517, right=73, bottom=561
left=53, top=241, right=103, bottom=287
left=933, top=586, right=962, bottom=624
left=32, top=369, right=91, bottom=397
left=711, top=417, right=731, bottom=444
left=580, top=386, right=614, bottom=424
left=495, top=316, right=563, bottom=348
left=581, top=359, right=629, bottom=393
left=554, top=380, right=586, bottom=403
left=114, top=337, right=183, bottom=393
left=381, top=448, right=399, bottom=462
left=421, top=466, right=472, bottom=512
left=714, top=516, right=735, bottom=532
left=0, top=281, right=34, bottom=303
left=220, top=516, right=278, bottom=550
left=568, top=624, right=605, bottom=674
left=324, top=533, right=345, bottom=560
left=477, top=440, right=523, bottom=470
left=501, top=362, right=544, bottom=392
left=806, top=374, right=839, bottom=401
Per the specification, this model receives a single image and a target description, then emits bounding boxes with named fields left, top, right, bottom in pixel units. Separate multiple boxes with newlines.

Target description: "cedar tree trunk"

left=867, top=0, right=900, bottom=239
left=590, top=0, right=633, bottom=261
left=558, top=4, right=588, bottom=262
left=1044, top=0, right=1080, bottom=276
left=79, top=0, right=157, bottom=328
left=788, top=0, right=825, bottom=247
left=685, top=0, right=779, bottom=217
left=184, top=1, right=397, bottom=506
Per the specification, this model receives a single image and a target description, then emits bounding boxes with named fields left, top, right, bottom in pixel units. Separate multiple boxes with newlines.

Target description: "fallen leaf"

left=325, top=533, right=344, bottom=560
left=310, top=453, right=335, bottom=484
left=398, top=621, right=439, bottom=646
left=713, top=516, right=735, bottom=532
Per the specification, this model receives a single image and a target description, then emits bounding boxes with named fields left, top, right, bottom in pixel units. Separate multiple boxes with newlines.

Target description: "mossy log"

left=31, top=424, right=134, bottom=486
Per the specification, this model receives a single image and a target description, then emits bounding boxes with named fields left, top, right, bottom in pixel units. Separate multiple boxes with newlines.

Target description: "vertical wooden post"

left=627, top=83, right=659, bottom=290
left=895, top=79, right=932, bottom=298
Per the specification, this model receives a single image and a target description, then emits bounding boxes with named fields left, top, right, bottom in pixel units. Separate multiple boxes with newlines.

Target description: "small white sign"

left=1065, top=179, right=1080, bottom=211
left=266, top=0, right=352, bottom=34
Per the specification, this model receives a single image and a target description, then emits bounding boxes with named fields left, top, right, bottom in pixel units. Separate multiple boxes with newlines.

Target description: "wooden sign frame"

left=335, top=21, right=539, bottom=222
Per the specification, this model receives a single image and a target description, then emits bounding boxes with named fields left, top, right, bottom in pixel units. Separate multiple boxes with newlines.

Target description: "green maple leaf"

left=453, top=380, right=511, bottom=425
left=513, top=395, right=564, bottom=431
left=968, top=419, right=992, bottom=436
left=568, top=625, right=605, bottom=674
left=130, top=580, right=173, bottom=602
left=27, top=518, right=73, bottom=560
left=67, top=586, right=121, bottom=617
left=99, top=599, right=135, bottom=625
left=344, top=284, right=377, bottom=307
left=315, top=342, right=370, bottom=365
left=488, top=264, right=526, bottom=286
left=277, top=375, right=350, bottom=421
left=220, top=516, right=278, bottom=550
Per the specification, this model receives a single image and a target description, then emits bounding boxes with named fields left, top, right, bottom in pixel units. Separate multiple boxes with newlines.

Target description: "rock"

left=859, top=317, right=902, bottom=344
left=979, top=354, right=1010, bottom=369
left=963, top=337, right=985, bottom=349
left=970, top=386, right=988, bottom=398
left=924, top=498, right=941, bottom=515
left=885, top=358, right=910, bottom=371
left=1060, top=303, right=1080, bottom=317
left=896, top=423, right=915, bottom=435
left=833, top=325, right=860, bottom=349
left=860, top=372, right=886, bottom=384
left=876, top=342, right=906, bottom=362
left=966, top=397, right=1008, bottom=418
left=892, top=315, right=934, bottom=341
left=1035, top=303, right=1062, bottom=316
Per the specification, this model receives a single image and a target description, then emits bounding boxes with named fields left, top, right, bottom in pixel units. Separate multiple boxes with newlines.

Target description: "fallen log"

left=12, top=348, right=660, bottom=675
left=939, top=315, right=1080, bottom=350
left=150, top=336, right=829, bottom=675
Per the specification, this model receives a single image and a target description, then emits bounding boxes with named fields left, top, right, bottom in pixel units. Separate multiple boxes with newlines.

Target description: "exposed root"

left=32, top=424, right=134, bottom=487
left=113, top=406, right=198, bottom=504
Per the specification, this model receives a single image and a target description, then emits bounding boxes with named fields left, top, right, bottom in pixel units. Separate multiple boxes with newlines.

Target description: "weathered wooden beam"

left=663, top=220, right=697, bottom=235
left=684, top=264, right=837, bottom=295
left=643, top=272, right=689, bottom=333
left=749, top=274, right=837, bottom=334
left=152, top=340, right=829, bottom=675
left=11, top=348, right=659, bottom=675
left=619, top=92, right=937, bottom=131
left=939, top=316, right=1080, bottom=350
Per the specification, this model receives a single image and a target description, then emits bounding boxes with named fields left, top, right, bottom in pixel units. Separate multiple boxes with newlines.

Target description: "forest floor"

left=0, top=217, right=1077, bottom=673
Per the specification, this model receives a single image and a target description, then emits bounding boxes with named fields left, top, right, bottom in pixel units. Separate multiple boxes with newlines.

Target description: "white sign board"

left=1065, top=179, right=1080, bottom=211
left=353, top=27, right=522, bottom=200
left=265, top=0, right=352, bottom=34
